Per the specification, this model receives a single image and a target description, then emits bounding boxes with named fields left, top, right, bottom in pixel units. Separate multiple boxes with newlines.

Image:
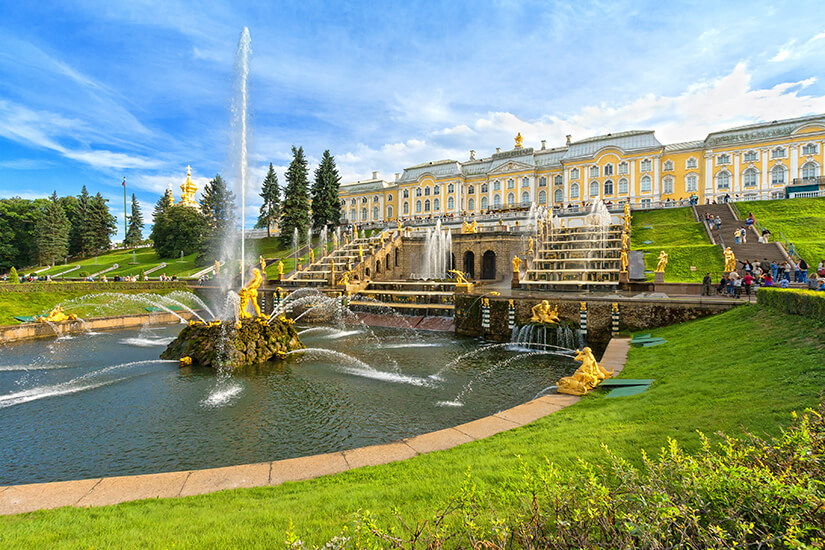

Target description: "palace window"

left=771, top=147, right=786, bottom=159
left=589, top=165, right=599, bottom=178
left=744, top=151, right=758, bottom=163
left=521, top=177, right=529, bottom=187
left=403, top=201, right=409, bottom=214
left=641, top=198, right=652, bottom=207
left=539, top=176, right=548, bottom=187
left=717, top=154, right=731, bottom=165
left=537, top=190, right=546, bottom=204
left=481, top=183, right=488, bottom=193
left=387, top=194, right=393, bottom=202
left=415, top=200, right=423, bottom=213
left=349, top=209, right=355, bottom=220
left=467, top=185, right=475, bottom=194
left=373, top=195, right=379, bottom=203
left=743, top=168, right=758, bottom=187
left=618, top=178, right=629, bottom=194
left=716, top=171, right=730, bottom=190
left=604, top=179, right=614, bottom=195
left=554, top=175, right=563, bottom=186
left=433, top=198, right=440, bottom=210
left=373, top=206, right=379, bottom=219
left=507, top=193, right=515, bottom=206
left=589, top=180, right=599, bottom=196
left=618, top=161, right=629, bottom=175
left=493, top=194, right=501, bottom=207
left=433, top=186, right=440, bottom=195
left=686, top=157, right=698, bottom=169
left=481, top=196, right=488, bottom=209
left=640, top=175, right=652, bottom=192
left=663, top=177, right=674, bottom=194
left=361, top=207, right=367, bottom=220
left=402, top=189, right=409, bottom=199
left=361, top=197, right=367, bottom=204
left=415, top=188, right=422, bottom=197
left=424, top=187, right=431, bottom=196
left=686, top=174, right=698, bottom=192
left=640, top=159, right=652, bottom=172
left=494, top=181, right=501, bottom=191
left=663, top=160, right=673, bottom=171
left=803, top=143, right=817, bottom=155
left=604, top=163, right=614, bottom=176
left=771, top=165, right=786, bottom=185
left=424, top=199, right=430, bottom=212
left=507, top=179, right=515, bottom=190
left=801, top=162, right=819, bottom=180
left=570, top=182, right=580, bottom=199
left=570, top=167, right=580, bottom=180
left=448, top=183, right=455, bottom=193
left=521, top=190, right=529, bottom=203
left=447, top=196, right=454, bottom=210
left=552, top=189, right=561, bottom=203
left=468, top=197, right=475, bottom=210
left=387, top=205, right=393, bottom=218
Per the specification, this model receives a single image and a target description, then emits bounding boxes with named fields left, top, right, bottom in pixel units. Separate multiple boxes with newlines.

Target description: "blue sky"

left=2, top=0, right=825, bottom=240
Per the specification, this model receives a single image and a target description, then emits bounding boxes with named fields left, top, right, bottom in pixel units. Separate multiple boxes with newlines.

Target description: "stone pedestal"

left=454, top=283, right=474, bottom=294
left=511, top=273, right=521, bottom=289
left=619, top=271, right=630, bottom=283
left=654, top=272, right=665, bottom=284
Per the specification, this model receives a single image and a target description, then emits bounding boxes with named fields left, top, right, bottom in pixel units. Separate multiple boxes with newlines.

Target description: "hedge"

left=757, top=287, right=825, bottom=321
left=0, top=281, right=189, bottom=294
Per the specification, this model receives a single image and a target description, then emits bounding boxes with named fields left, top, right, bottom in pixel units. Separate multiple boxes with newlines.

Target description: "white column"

left=629, top=160, right=636, bottom=202
left=733, top=154, right=741, bottom=194
left=790, top=145, right=799, bottom=182
left=761, top=149, right=769, bottom=198
left=704, top=152, right=714, bottom=198
left=653, top=156, right=661, bottom=201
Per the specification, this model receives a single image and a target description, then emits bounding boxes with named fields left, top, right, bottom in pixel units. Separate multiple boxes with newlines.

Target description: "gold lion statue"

left=557, top=347, right=613, bottom=396
left=238, top=268, right=266, bottom=320
left=530, top=300, right=561, bottom=325
left=462, top=220, right=478, bottom=234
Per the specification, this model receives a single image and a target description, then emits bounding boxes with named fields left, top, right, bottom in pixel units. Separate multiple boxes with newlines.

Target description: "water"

left=0, top=324, right=575, bottom=485
left=420, top=220, right=452, bottom=279
left=233, top=27, right=251, bottom=287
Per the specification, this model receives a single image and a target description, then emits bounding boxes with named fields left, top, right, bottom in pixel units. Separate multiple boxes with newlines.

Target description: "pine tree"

left=35, top=192, right=70, bottom=266
left=58, top=195, right=82, bottom=257
left=125, top=193, right=144, bottom=246
left=255, top=163, right=281, bottom=237
left=280, top=146, right=311, bottom=246
left=153, top=188, right=174, bottom=226
left=310, top=150, right=342, bottom=230
left=8, top=266, right=19, bottom=284
left=89, top=193, right=116, bottom=252
left=77, top=186, right=96, bottom=257
left=198, top=174, right=237, bottom=263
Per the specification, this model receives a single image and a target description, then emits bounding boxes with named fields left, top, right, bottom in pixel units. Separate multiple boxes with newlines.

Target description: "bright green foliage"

left=198, top=174, right=237, bottom=263
left=8, top=266, right=18, bottom=284
left=758, top=287, right=825, bottom=321
left=280, top=146, right=311, bottom=246
left=734, top=197, right=825, bottom=265
left=0, top=197, right=45, bottom=272
left=34, top=192, right=71, bottom=267
left=124, top=194, right=144, bottom=247
left=310, top=150, right=342, bottom=230
left=255, top=163, right=281, bottom=238
left=152, top=204, right=207, bottom=259
left=152, top=188, right=174, bottom=227
left=89, top=192, right=117, bottom=252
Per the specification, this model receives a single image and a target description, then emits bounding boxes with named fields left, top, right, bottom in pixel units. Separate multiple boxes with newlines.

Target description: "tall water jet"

left=233, top=27, right=251, bottom=287
left=421, top=220, right=452, bottom=279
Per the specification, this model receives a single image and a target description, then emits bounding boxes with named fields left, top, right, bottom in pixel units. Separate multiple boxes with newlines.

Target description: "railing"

left=788, top=190, right=825, bottom=199
left=791, top=176, right=825, bottom=185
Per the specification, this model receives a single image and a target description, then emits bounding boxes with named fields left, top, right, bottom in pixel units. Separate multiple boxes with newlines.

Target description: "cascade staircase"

left=348, top=280, right=456, bottom=316
left=521, top=222, right=624, bottom=291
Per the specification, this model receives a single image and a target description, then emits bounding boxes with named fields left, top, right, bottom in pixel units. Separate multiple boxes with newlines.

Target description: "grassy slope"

left=2, top=305, right=823, bottom=547
left=735, top=197, right=825, bottom=266
left=631, top=207, right=723, bottom=282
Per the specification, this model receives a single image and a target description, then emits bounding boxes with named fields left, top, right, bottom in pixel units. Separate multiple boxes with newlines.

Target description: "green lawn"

left=733, top=197, right=825, bottom=265
left=31, top=249, right=201, bottom=279
left=2, top=304, right=822, bottom=547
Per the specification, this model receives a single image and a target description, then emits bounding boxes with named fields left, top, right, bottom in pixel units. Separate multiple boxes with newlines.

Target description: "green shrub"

left=8, top=266, right=19, bottom=284
left=77, top=271, right=89, bottom=277
left=340, top=403, right=825, bottom=548
left=757, top=287, right=825, bottom=321
left=140, top=270, right=147, bottom=281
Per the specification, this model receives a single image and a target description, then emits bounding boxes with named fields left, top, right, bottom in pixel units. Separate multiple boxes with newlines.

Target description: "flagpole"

left=122, top=177, right=128, bottom=245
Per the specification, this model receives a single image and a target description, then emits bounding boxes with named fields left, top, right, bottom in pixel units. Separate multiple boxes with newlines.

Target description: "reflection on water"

left=0, top=323, right=576, bottom=485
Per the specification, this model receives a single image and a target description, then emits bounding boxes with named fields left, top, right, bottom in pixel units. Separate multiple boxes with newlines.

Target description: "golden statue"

left=214, top=260, right=221, bottom=275
left=309, top=248, right=315, bottom=264
left=358, top=245, right=364, bottom=260
left=623, top=201, right=630, bottom=218
left=238, top=268, right=266, bottom=320
left=380, top=232, right=385, bottom=247
left=623, top=213, right=632, bottom=232
left=330, top=258, right=335, bottom=274
left=333, top=232, right=339, bottom=249
left=397, top=220, right=402, bottom=231
left=527, top=237, right=534, bottom=255
left=655, top=250, right=668, bottom=273
left=530, top=300, right=561, bottom=325
left=557, top=347, right=613, bottom=396
left=512, top=255, right=521, bottom=273
left=611, top=302, right=619, bottom=313
left=338, top=272, right=350, bottom=286
left=580, top=302, right=587, bottom=312
left=180, top=165, right=198, bottom=207
left=515, top=132, right=524, bottom=148
left=724, top=247, right=736, bottom=272
left=621, top=231, right=630, bottom=251
left=260, top=255, right=266, bottom=275
left=354, top=228, right=359, bottom=240
left=277, top=260, right=284, bottom=276
left=36, top=305, right=78, bottom=323
left=620, top=249, right=629, bottom=272
left=461, top=220, right=478, bottom=234
left=448, top=269, right=470, bottom=286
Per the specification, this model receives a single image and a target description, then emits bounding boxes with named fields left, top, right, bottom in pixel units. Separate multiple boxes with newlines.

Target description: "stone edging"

left=0, top=339, right=631, bottom=516
left=0, top=312, right=196, bottom=343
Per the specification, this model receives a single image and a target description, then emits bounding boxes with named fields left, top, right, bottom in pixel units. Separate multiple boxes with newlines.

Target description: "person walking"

left=743, top=272, right=753, bottom=299
left=771, top=261, right=778, bottom=281
left=799, top=258, right=808, bottom=283
left=702, top=272, right=712, bottom=296
left=740, top=227, right=747, bottom=244
left=715, top=216, right=722, bottom=231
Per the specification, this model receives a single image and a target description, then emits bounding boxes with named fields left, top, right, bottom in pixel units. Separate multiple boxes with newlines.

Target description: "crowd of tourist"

left=702, top=256, right=825, bottom=298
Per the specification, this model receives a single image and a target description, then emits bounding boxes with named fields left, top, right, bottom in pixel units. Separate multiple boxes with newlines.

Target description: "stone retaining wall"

left=0, top=311, right=196, bottom=343
left=0, top=281, right=188, bottom=294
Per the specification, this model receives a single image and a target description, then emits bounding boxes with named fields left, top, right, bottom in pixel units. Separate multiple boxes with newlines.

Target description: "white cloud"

left=770, top=39, right=796, bottom=62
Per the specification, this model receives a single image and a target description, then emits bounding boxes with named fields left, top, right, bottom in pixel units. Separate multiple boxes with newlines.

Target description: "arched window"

left=771, top=165, right=786, bottom=185
left=373, top=195, right=380, bottom=203
left=716, top=171, right=730, bottom=190
left=539, top=176, right=548, bottom=187
left=494, top=180, right=501, bottom=191
left=589, top=165, right=599, bottom=178
left=618, top=178, right=629, bottom=194
left=539, top=190, right=548, bottom=204
left=424, top=187, right=431, bottom=196
left=772, top=147, right=786, bottom=159
left=373, top=206, right=379, bottom=219
left=433, top=186, right=440, bottom=195
left=403, top=202, right=409, bottom=215
left=570, top=168, right=580, bottom=180
left=618, top=161, right=629, bottom=175
left=361, top=197, right=368, bottom=204
left=467, top=185, right=475, bottom=194
left=361, top=207, right=367, bottom=220
left=589, top=180, right=599, bottom=196
left=803, top=143, right=817, bottom=155
left=717, top=154, right=730, bottom=165
left=507, top=178, right=515, bottom=189
left=433, top=198, right=440, bottom=211
left=447, top=183, right=454, bottom=193
left=640, top=159, right=652, bottom=172
left=480, top=196, right=488, bottom=209
left=416, top=200, right=422, bottom=213
left=801, top=162, right=819, bottom=181
left=507, top=192, right=515, bottom=206
left=663, top=160, right=673, bottom=171
left=686, top=175, right=698, bottom=192
left=493, top=194, right=501, bottom=207
left=662, top=177, right=673, bottom=194
left=415, top=188, right=422, bottom=197
left=387, top=194, right=393, bottom=202
left=350, top=198, right=357, bottom=206
left=387, top=205, right=393, bottom=219
left=521, top=190, right=529, bottom=203
left=743, top=168, right=758, bottom=187
left=554, top=174, right=563, bottom=186
left=447, top=196, right=454, bottom=210
left=604, top=164, right=613, bottom=176
left=350, top=208, right=355, bottom=221
left=744, top=151, right=758, bottom=162
left=481, top=183, right=489, bottom=193
left=402, top=189, right=409, bottom=199
left=641, top=175, right=652, bottom=192
left=552, top=189, right=561, bottom=203
left=521, top=177, right=529, bottom=187
left=424, top=199, right=431, bottom=211
left=686, top=157, right=698, bottom=169
left=570, top=182, right=580, bottom=199
left=468, top=197, right=475, bottom=211
left=604, top=179, right=614, bottom=195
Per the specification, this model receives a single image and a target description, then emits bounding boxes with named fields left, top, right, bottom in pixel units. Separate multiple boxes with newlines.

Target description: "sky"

left=2, top=0, right=825, bottom=240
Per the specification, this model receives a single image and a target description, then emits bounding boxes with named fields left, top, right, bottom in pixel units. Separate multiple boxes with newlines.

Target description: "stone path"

left=0, top=340, right=633, bottom=516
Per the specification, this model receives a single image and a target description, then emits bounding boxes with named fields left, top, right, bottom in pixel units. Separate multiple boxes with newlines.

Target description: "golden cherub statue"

left=238, top=268, right=266, bottom=320
left=37, top=305, right=78, bottom=323
left=621, top=231, right=630, bottom=251
left=338, top=271, right=351, bottom=286
left=724, top=247, right=736, bottom=272
left=512, top=255, right=521, bottom=273
left=527, top=237, right=534, bottom=255
left=277, top=260, right=284, bottom=276
left=448, top=269, right=470, bottom=286
left=462, top=220, right=478, bottom=234
left=515, top=132, right=523, bottom=148
left=620, top=249, right=629, bottom=272
left=530, top=300, right=561, bottom=325
left=655, top=250, right=668, bottom=272
left=557, top=347, right=613, bottom=396
left=623, top=213, right=632, bottom=232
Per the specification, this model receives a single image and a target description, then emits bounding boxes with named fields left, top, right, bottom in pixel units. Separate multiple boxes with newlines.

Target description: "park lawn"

left=635, top=244, right=724, bottom=282
left=734, top=197, right=825, bottom=264
left=2, top=304, right=823, bottom=547
left=33, top=249, right=202, bottom=279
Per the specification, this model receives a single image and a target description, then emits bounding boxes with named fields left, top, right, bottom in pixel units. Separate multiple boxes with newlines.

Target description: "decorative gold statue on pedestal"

left=557, top=347, right=613, bottom=396
left=333, top=233, right=339, bottom=249
left=36, top=306, right=78, bottom=323
left=724, top=247, right=736, bottom=272
left=309, top=248, right=315, bottom=264
left=527, top=237, right=534, bottom=255
left=277, top=261, right=284, bottom=277
left=620, top=250, right=629, bottom=272
left=530, top=300, right=561, bottom=325
left=260, top=256, right=266, bottom=275
left=238, top=268, right=267, bottom=321
left=462, top=220, right=478, bottom=234
left=338, top=272, right=351, bottom=286
left=655, top=250, right=668, bottom=273
left=380, top=232, right=385, bottom=247
left=515, top=132, right=524, bottom=148
left=512, top=255, right=521, bottom=273
left=448, top=269, right=470, bottom=286
left=358, top=245, right=364, bottom=260
left=621, top=231, right=630, bottom=251
left=397, top=220, right=402, bottom=232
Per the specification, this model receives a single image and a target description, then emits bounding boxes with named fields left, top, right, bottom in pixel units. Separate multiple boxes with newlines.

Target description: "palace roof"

left=563, top=130, right=662, bottom=159
left=704, top=114, right=825, bottom=147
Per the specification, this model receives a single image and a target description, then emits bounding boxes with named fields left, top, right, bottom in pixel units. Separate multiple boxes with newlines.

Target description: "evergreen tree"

left=35, top=192, right=70, bottom=266
left=152, top=204, right=207, bottom=259
left=124, top=193, right=144, bottom=246
left=198, top=174, right=237, bottom=263
left=8, top=266, right=18, bottom=284
left=77, top=186, right=96, bottom=257
left=152, top=187, right=174, bottom=226
left=310, top=150, right=342, bottom=230
left=255, top=163, right=281, bottom=237
left=280, top=146, right=311, bottom=246
left=89, top=193, right=116, bottom=252
left=58, top=195, right=82, bottom=256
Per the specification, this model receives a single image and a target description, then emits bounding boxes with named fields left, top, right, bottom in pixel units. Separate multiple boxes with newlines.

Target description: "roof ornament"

left=515, top=132, right=524, bottom=148
left=180, top=165, right=198, bottom=207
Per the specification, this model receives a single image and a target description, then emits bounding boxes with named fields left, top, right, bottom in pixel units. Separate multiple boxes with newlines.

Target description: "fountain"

left=420, top=220, right=452, bottom=279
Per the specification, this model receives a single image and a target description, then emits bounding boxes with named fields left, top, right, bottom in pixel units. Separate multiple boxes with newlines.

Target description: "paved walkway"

left=0, top=339, right=632, bottom=516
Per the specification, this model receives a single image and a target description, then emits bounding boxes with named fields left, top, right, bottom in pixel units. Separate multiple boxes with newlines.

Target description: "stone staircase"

left=286, top=231, right=397, bottom=287
left=348, top=280, right=456, bottom=316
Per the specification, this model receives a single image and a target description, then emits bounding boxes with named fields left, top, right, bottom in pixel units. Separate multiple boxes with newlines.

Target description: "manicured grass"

left=734, top=197, right=825, bottom=264
left=2, top=305, right=822, bottom=547
left=31, top=249, right=200, bottom=279
left=636, top=244, right=724, bottom=282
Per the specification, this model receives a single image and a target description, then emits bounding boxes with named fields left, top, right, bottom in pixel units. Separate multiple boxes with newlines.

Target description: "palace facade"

left=338, top=113, right=825, bottom=224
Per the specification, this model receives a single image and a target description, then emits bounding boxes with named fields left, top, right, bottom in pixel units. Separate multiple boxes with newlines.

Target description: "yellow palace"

left=338, top=113, right=825, bottom=223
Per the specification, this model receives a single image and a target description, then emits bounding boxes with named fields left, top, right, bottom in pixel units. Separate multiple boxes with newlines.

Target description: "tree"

left=255, top=163, right=281, bottom=237
left=152, top=204, right=207, bottom=259
left=58, top=195, right=82, bottom=256
left=77, top=186, right=97, bottom=257
left=8, top=266, right=18, bottom=284
left=153, top=187, right=174, bottom=227
left=89, top=193, right=116, bottom=252
left=280, top=146, right=310, bottom=246
left=198, top=174, right=237, bottom=263
left=310, top=150, right=342, bottom=230
left=34, top=192, right=70, bottom=266
left=0, top=197, right=44, bottom=272
left=124, top=193, right=144, bottom=247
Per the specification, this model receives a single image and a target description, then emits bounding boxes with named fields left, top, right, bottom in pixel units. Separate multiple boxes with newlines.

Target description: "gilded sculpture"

left=623, top=212, right=632, bottom=232
left=238, top=268, right=266, bottom=321
left=338, top=271, right=351, bottom=286
left=309, top=248, right=315, bottom=264
left=655, top=250, right=668, bottom=273
left=36, top=305, right=78, bottom=323
left=277, top=260, right=284, bottom=276
left=557, top=347, right=613, bottom=396
left=724, top=247, right=736, bottom=272
left=380, top=232, right=385, bottom=247
left=358, top=245, right=364, bottom=259
left=448, top=269, right=470, bottom=286
left=333, top=233, right=339, bottom=249
left=462, top=220, right=478, bottom=234
left=259, top=255, right=266, bottom=275
left=512, top=255, right=521, bottom=273
left=620, top=249, right=629, bottom=272
left=621, top=230, right=630, bottom=251
left=527, top=237, right=534, bottom=255
left=530, top=300, right=561, bottom=325
left=515, top=132, right=524, bottom=148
